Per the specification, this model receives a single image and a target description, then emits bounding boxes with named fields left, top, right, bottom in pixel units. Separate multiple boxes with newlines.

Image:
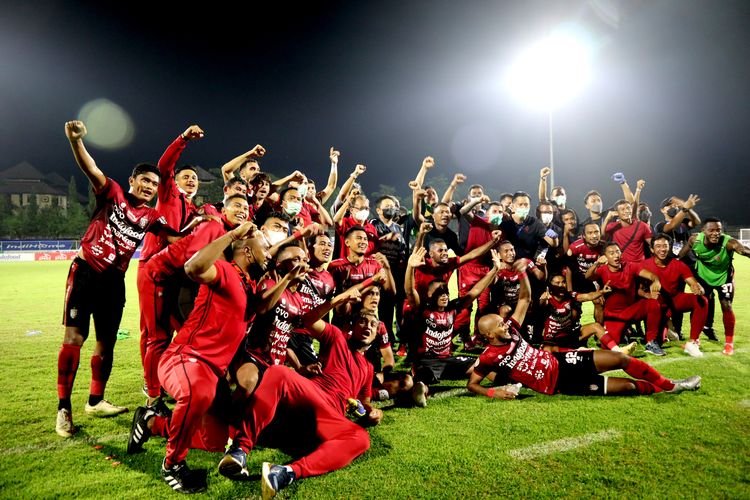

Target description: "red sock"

left=633, top=380, right=662, bottom=395
left=151, top=415, right=169, bottom=438
left=723, top=310, right=735, bottom=344
left=624, top=358, right=674, bottom=391
left=599, top=333, right=618, bottom=350
left=89, top=354, right=113, bottom=397
left=57, top=344, right=82, bottom=401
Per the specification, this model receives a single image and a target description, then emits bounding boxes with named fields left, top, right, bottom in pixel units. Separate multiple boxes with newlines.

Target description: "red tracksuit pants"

left=236, top=366, right=370, bottom=479
left=603, top=298, right=661, bottom=344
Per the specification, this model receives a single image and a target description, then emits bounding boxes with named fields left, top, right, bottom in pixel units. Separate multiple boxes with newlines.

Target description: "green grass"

left=0, top=260, right=749, bottom=498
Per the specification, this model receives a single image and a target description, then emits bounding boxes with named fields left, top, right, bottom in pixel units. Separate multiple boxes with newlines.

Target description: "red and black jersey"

left=165, top=260, right=252, bottom=374
left=141, top=136, right=199, bottom=262
left=474, top=318, right=559, bottom=394
left=488, top=259, right=536, bottom=309
left=415, top=300, right=461, bottom=359
left=246, top=278, right=306, bottom=366
left=542, top=293, right=581, bottom=342
left=81, top=178, right=170, bottom=273
left=327, top=257, right=383, bottom=294
left=311, top=323, right=374, bottom=414
left=567, top=239, right=603, bottom=278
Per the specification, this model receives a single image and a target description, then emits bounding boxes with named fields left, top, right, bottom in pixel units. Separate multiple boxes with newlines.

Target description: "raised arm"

left=460, top=230, right=502, bottom=264
left=310, top=196, right=334, bottom=227
left=538, top=167, right=550, bottom=201
left=441, top=173, right=465, bottom=204
left=65, top=121, right=106, bottom=193
left=727, top=238, right=750, bottom=258
left=335, top=164, right=366, bottom=206
left=413, top=156, right=435, bottom=189
left=575, top=281, right=612, bottom=302
left=184, top=221, right=255, bottom=284
left=458, top=249, right=502, bottom=307
left=317, top=147, right=340, bottom=204
left=256, top=264, right=309, bottom=315
left=510, top=262, right=532, bottom=326
left=221, top=144, right=266, bottom=182
left=664, top=195, right=701, bottom=232
left=302, top=286, right=363, bottom=336
left=372, top=253, right=397, bottom=295
left=404, top=247, right=427, bottom=309
left=159, top=125, right=204, bottom=178
left=585, top=255, right=608, bottom=281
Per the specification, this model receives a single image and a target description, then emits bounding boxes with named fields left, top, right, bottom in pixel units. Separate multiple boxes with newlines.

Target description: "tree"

left=66, top=176, right=89, bottom=237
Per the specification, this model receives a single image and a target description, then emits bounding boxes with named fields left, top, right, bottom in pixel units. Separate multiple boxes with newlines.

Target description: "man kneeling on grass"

left=467, top=271, right=701, bottom=400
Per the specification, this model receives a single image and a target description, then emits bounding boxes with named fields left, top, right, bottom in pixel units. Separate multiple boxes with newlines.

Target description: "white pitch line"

left=2, top=432, right=129, bottom=455
left=508, top=429, right=621, bottom=461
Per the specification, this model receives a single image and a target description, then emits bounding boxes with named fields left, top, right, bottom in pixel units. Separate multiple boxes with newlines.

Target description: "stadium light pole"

left=506, top=31, right=591, bottom=190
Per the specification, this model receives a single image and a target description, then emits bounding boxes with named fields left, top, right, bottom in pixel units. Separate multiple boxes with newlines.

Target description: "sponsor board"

left=0, top=253, right=35, bottom=262
left=34, top=251, right=78, bottom=261
left=0, top=240, right=77, bottom=251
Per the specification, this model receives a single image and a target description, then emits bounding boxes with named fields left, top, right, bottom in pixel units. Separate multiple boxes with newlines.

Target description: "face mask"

left=515, top=207, right=530, bottom=220
left=284, top=201, right=302, bottom=216
left=382, top=207, right=397, bottom=220
left=468, top=196, right=482, bottom=204
left=297, top=184, right=308, bottom=199
left=554, top=195, right=566, bottom=206
left=489, top=214, right=503, bottom=225
left=354, top=209, right=370, bottom=222
left=264, top=229, right=286, bottom=246
left=666, top=207, right=678, bottom=218
left=177, top=186, right=196, bottom=200
left=591, top=202, right=603, bottom=214
left=541, top=213, right=554, bottom=225
left=549, top=284, right=567, bottom=295
left=639, top=210, right=651, bottom=223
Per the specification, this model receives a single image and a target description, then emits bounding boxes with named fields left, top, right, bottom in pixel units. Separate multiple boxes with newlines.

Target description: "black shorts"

left=62, top=258, right=126, bottom=341
left=697, top=267, right=735, bottom=303
left=542, top=329, right=585, bottom=349
left=413, top=356, right=477, bottom=385
left=552, top=350, right=607, bottom=396
left=287, top=332, right=318, bottom=367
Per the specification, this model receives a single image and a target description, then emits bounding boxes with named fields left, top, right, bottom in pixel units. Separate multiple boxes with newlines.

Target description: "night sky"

left=2, top=0, right=749, bottom=223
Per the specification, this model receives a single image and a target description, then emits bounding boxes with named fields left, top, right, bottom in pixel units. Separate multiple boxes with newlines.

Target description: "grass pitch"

left=0, top=260, right=749, bottom=499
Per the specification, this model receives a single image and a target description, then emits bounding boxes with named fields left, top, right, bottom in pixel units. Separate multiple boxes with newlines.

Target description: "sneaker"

left=261, top=462, right=295, bottom=500
left=127, top=405, right=156, bottom=454
left=702, top=327, right=718, bottom=342
left=644, top=341, right=666, bottom=357
left=412, top=381, right=428, bottom=408
left=396, top=345, right=407, bottom=357
left=722, top=343, right=734, bottom=356
left=683, top=341, right=704, bottom=358
left=619, top=341, right=638, bottom=356
left=149, top=397, right=173, bottom=419
left=55, top=408, right=75, bottom=438
left=85, top=399, right=128, bottom=417
left=161, top=459, right=206, bottom=494
left=142, top=384, right=149, bottom=398
left=372, top=389, right=390, bottom=402
left=218, top=445, right=249, bottom=480
left=666, top=329, right=680, bottom=342
left=667, top=375, right=702, bottom=393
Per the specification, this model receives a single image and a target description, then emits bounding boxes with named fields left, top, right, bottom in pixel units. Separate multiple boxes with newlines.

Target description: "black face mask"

left=639, top=210, right=651, bottom=222
left=382, top=207, right=397, bottom=220
left=549, top=285, right=567, bottom=296
left=666, top=207, right=678, bottom=218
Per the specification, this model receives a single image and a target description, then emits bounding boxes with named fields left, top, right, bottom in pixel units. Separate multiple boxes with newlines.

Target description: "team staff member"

left=679, top=218, right=750, bottom=355
left=56, top=121, right=178, bottom=438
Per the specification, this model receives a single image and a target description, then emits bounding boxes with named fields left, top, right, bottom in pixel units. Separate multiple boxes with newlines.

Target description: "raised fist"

left=540, top=167, right=551, bottom=178
left=422, top=156, right=435, bottom=170
left=65, top=121, right=87, bottom=141
left=329, top=147, right=340, bottom=165
left=354, top=164, right=366, bottom=176
left=249, top=144, right=266, bottom=158
left=181, top=125, right=204, bottom=141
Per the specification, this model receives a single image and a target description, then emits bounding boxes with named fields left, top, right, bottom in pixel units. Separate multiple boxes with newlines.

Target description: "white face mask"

left=468, top=196, right=482, bottom=204
left=264, top=229, right=286, bottom=246
left=296, top=184, right=308, bottom=199
left=354, top=209, right=370, bottom=222
left=284, top=201, right=302, bottom=216
left=591, top=202, right=603, bottom=214
left=541, top=213, right=554, bottom=224
left=554, top=195, right=566, bottom=206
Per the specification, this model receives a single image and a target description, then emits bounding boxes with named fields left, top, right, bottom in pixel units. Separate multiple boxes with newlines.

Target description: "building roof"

left=194, top=165, right=217, bottom=183
left=0, top=161, right=46, bottom=181
left=45, top=172, right=69, bottom=187
left=0, top=181, right=66, bottom=196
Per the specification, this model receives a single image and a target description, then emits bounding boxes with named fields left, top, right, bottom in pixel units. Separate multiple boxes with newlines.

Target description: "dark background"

left=1, top=0, right=748, bottom=222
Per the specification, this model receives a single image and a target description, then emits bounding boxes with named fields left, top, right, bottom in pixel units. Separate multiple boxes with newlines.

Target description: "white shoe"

left=56, top=408, right=75, bottom=437
left=684, top=341, right=704, bottom=358
left=85, top=399, right=128, bottom=417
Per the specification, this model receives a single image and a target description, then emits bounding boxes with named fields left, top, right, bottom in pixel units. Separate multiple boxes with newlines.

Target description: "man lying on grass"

left=467, top=266, right=701, bottom=400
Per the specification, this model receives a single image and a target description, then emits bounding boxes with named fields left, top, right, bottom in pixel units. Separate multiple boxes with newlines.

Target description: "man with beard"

left=566, top=222, right=606, bottom=322
left=328, top=227, right=396, bottom=302
left=128, top=221, right=262, bottom=493
left=679, top=218, right=750, bottom=355
left=641, top=234, right=708, bottom=357
left=139, top=194, right=253, bottom=411
left=56, top=121, right=179, bottom=438
left=219, top=286, right=381, bottom=500
left=468, top=273, right=701, bottom=400
left=220, top=144, right=267, bottom=184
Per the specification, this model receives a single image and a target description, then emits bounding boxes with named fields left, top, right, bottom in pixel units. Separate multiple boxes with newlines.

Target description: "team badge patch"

left=138, top=217, right=148, bottom=228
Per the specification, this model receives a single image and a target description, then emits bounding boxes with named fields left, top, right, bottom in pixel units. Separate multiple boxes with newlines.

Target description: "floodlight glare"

left=507, top=33, right=591, bottom=110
